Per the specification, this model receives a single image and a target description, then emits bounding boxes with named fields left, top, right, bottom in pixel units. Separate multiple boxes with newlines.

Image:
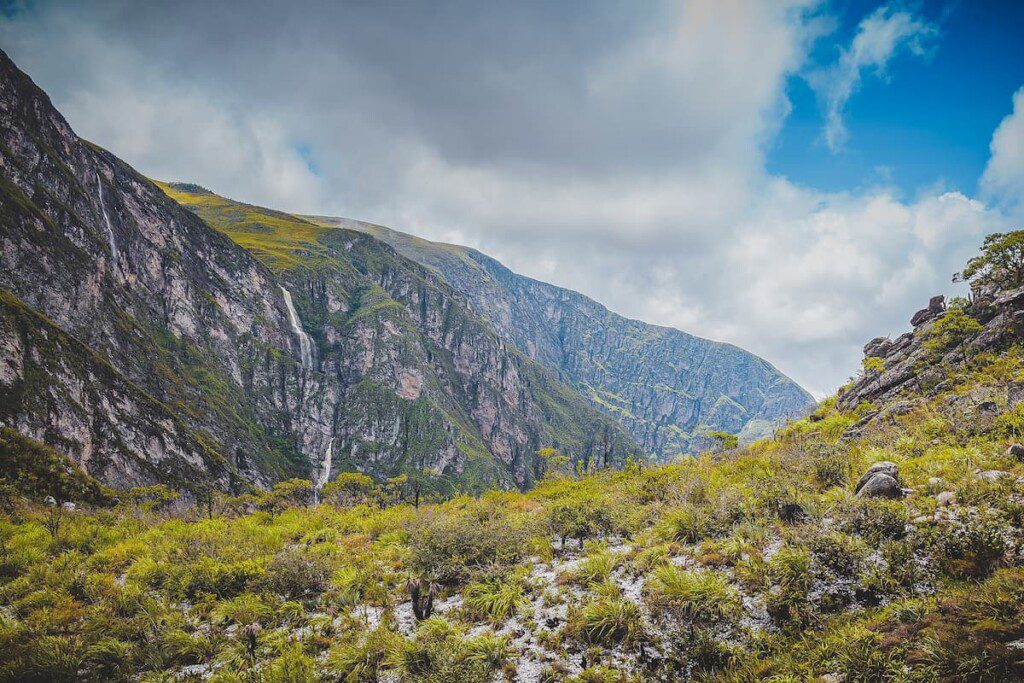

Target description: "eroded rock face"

left=0, top=49, right=635, bottom=492
left=839, top=286, right=1024, bottom=418
left=321, top=220, right=816, bottom=459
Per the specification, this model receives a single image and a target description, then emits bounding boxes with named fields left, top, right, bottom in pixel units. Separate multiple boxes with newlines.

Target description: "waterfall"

left=280, top=286, right=313, bottom=368
left=96, top=173, right=119, bottom=265
left=315, top=438, right=333, bottom=502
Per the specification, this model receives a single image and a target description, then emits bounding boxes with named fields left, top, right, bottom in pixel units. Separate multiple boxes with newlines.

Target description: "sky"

left=1, top=0, right=1022, bottom=397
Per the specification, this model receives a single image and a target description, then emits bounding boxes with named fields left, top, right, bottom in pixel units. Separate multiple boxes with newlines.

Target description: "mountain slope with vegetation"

left=3, top=234, right=1024, bottom=681
left=307, top=215, right=814, bottom=457
left=0, top=48, right=636, bottom=496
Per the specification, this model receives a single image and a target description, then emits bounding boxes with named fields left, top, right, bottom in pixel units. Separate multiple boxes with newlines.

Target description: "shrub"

left=389, top=618, right=509, bottom=682
left=765, top=547, right=813, bottom=627
left=322, top=473, right=377, bottom=507
left=407, top=509, right=533, bottom=585
left=565, top=548, right=620, bottom=586
left=546, top=496, right=612, bottom=547
left=462, top=569, right=530, bottom=623
left=567, top=594, right=641, bottom=647
left=263, top=546, right=332, bottom=600
left=326, top=628, right=400, bottom=683
left=647, top=566, right=740, bottom=626
left=809, top=530, right=868, bottom=579
left=835, top=499, right=909, bottom=546
left=936, top=510, right=1010, bottom=580
left=654, top=506, right=710, bottom=545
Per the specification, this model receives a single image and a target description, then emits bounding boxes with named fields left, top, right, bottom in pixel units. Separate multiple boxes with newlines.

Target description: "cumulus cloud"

left=981, top=87, right=1024, bottom=220
left=0, top=0, right=1013, bottom=398
left=809, top=3, right=938, bottom=152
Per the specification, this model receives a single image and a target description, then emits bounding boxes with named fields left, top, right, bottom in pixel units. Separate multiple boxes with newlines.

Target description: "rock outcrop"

left=840, top=285, right=1024, bottom=419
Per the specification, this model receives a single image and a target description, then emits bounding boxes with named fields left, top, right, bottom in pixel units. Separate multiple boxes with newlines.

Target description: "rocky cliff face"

left=0, top=50, right=635, bottom=492
left=838, top=282, right=1024, bottom=437
left=312, top=217, right=815, bottom=458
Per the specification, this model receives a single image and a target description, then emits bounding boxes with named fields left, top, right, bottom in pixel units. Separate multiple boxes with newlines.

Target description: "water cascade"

left=315, top=438, right=333, bottom=502
left=280, top=286, right=313, bottom=368
left=96, top=173, right=120, bottom=266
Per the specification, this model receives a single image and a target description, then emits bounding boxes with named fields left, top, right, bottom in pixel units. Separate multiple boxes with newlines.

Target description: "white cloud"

left=981, top=86, right=1024, bottom=220
left=809, top=3, right=938, bottom=151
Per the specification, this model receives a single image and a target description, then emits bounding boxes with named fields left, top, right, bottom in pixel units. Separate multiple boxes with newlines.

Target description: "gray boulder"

left=857, top=473, right=904, bottom=499
left=855, top=461, right=900, bottom=494
left=978, top=470, right=1012, bottom=483
left=43, top=495, right=57, bottom=507
left=935, top=491, right=956, bottom=507
left=1007, top=443, right=1024, bottom=460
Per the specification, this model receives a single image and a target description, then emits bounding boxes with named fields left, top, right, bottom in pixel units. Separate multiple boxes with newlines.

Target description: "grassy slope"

left=1, top=335, right=1023, bottom=680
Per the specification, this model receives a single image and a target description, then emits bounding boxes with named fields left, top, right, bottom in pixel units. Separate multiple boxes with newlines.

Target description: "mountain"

left=0, top=49, right=636, bottom=493
left=303, top=217, right=815, bottom=456
left=160, top=190, right=812, bottom=460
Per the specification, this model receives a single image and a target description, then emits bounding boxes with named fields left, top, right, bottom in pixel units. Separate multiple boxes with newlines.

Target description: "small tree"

left=537, top=447, right=572, bottom=480
left=258, top=478, right=313, bottom=516
left=321, top=472, right=376, bottom=507
left=954, top=230, right=1024, bottom=292
left=924, top=307, right=983, bottom=363
left=707, top=431, right=738, bottom=453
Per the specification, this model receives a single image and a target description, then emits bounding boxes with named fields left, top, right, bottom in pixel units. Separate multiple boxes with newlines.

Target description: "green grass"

left=2, top=338, right=1024, bottom=680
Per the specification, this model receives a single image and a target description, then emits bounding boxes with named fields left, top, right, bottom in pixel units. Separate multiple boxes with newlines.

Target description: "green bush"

left=936, top=510, right=1010, bottom=580
left=647, top=566, right=740, bottom=626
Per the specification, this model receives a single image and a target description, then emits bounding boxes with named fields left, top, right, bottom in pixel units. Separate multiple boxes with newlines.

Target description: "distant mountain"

left=0, top=49, right=635, bottom=493
left=305, top=216, right=815, bottom=457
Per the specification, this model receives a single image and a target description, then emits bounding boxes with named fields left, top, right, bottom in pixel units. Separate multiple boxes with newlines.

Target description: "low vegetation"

left=2, top=236, right=1024, bottom=681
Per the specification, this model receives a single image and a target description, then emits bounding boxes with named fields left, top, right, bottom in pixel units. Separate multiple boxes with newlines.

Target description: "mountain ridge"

left=0, top=48, right=636, bottom=493
left=307, top=214, right=816, bottom=455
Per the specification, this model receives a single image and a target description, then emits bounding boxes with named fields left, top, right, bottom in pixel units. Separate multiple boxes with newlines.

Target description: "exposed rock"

left=978, top=470, right=1013, bottom=483
left=61, top=501, right=76, bottom=511
left=0, top=49, right=636, bottom=491
left=42, top=495, right=56, bottom=506
left=321, top=220, right=815, bottom=460
left=935, top=491, right=956, bottom=507
left=1007, top=443, right=1024, bottom=460
left=856, top=473, right=904, bottom=499
left=854, top=461, right=900, bottom=494
left=910, top=296, right=946, bottom=327
left=864, top=336, right=892, bottom=358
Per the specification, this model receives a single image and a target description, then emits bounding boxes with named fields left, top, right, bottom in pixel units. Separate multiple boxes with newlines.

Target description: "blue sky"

left=1, top=0, right=1021, bottom=397
left=770, top=0, right=1024, bottom=198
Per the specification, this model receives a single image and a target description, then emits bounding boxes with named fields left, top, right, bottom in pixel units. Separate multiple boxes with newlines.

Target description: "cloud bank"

left=1, top=0, right=1017, bottom=397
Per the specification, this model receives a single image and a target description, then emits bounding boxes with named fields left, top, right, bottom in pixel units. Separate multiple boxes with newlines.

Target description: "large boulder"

left=910, top=295, right=946, bottom=327
left=857, top=473, right=903, bottom=499
left=854, top=461, right=900, bottom=494
left=864, top=336, right=893, bottom=358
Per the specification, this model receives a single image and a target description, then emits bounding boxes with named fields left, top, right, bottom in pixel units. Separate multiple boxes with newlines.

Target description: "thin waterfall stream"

left=280, top=286, right=313, bottom=368
left=96, top=172, right=120, bottom=266
left=315, top=439, right=333, bottom=502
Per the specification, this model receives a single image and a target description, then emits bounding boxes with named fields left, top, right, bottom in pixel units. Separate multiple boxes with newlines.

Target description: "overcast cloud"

left=1, top=0, right=1017, bottom=397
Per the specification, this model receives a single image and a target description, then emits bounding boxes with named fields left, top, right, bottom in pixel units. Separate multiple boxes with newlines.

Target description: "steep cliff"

left=309, top=216, right=815, bottom=457
left=0, top=50, right=635, bottom=492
